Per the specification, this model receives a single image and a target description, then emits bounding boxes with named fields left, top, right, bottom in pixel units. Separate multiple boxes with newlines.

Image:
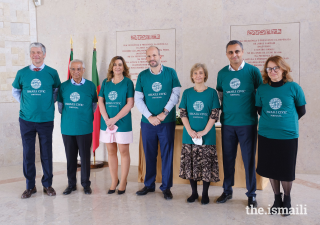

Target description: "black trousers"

left=62, top=133, right=92, bottom=188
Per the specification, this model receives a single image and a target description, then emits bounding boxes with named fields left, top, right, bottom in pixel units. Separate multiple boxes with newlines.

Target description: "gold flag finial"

left=70, top=36, right=73, bottom=49
left=93, top=36, right=97, bottom=49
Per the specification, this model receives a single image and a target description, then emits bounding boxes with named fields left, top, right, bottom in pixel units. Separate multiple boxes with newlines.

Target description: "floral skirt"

left=179, top=144, right=220, bottom=182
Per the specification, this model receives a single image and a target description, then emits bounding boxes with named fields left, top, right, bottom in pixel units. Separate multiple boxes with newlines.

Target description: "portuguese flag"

left=92, top=48, right=101, bottom=152
left=67, top=48, right=73, bottom=80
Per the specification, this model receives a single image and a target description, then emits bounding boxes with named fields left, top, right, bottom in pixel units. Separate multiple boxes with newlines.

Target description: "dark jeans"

left=19, top=118, right=54, bottom=189
left=62, top=133, right=92, bottom=188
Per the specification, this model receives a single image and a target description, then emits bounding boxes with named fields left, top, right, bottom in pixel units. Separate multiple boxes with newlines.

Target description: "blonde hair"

left=107, top=56, right=130, bottom=81
left=190, top=63, right=208, bottom=83
left=262, top=55, right=293, bottom=84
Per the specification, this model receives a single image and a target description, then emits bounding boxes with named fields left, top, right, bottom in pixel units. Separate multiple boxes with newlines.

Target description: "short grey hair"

left=146, top=45, right=160, bottom=55
left=29, top=42, right=46, bottom=54
left=226, top=40, right=243, bottom=51
left=69, top=59, right=86, bottom=69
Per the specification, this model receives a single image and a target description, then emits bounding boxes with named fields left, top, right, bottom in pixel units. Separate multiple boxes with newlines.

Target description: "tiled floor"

left=0, top=163, right=319, bottom=225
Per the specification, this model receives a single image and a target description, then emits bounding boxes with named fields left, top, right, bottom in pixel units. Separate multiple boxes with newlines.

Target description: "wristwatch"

left=163, top=109, right=169, bottom=116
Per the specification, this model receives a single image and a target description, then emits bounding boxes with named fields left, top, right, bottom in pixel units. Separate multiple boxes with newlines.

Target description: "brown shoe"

left=43, top=186, right=56, bottom=196
left=21, top=186, right=37, bottom=199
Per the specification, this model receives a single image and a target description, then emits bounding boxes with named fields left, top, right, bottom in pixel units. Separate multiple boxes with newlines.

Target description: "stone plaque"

left=231, top=23, right=300, bottom=82
left=116, top=29, right=176, bottom=83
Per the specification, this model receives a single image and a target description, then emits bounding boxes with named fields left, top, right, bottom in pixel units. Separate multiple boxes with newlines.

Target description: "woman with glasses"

left=255, top=56, right=306, bottom=216
left=98, top=56, right=134, bottom=195
left=179, top=63, right=220, bottom=205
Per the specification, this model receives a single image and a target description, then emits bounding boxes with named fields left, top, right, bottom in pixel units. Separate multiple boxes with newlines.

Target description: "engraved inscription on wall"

left=231, top=23, right=300, bottom=82
left=116, top=29, right=176, bottom=83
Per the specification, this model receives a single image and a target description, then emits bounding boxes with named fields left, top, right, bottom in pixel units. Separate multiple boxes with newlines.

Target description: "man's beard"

left=149, top=60, right=159, bottom=67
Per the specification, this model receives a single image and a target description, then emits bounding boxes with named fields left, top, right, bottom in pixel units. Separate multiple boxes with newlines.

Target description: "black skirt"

left=256, top=135, right=298, bottom=181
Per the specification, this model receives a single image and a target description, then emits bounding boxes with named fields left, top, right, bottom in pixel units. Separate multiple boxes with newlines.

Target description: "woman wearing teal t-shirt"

left=255, top=56, right=306, bottom=216
left=98, top=56, right=134, bottom=195
left=179, top=63, right=220, bottom=205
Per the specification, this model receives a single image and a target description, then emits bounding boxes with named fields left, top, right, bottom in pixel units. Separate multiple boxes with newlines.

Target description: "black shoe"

left=162, top=189, right=173, bottom=200
left=270, top=193, right=283, bottom=215
left=187, top=193, right=199, bottom=203
left=84, top=186, right=92, bottom=195
left=63, top=185, right=76, bottom=195
left=201, top=195, right=210, bottom=205
left=248, top=196, right=258, bottom=208
left=118, top=182, right=127, bottom=195
left=216, top=192, right=232, bottom=203
left=282, top=194, right=291, bottom=217
left=107, top=179, right=119, bottom=194
left=136, top=186, right=155, bottom=196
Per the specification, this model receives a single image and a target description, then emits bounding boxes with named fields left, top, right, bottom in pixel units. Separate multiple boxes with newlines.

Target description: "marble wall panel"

left=0, top=0, right=38, bottom=167
left=21, top=0, right=320, bottom=174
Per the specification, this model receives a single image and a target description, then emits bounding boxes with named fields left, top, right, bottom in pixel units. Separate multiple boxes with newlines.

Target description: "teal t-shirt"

left=255, top=81, right=306, bottom=139
left=216, top=63, right=262, bottom=126
left=98, top=77, right=134, bottom=132
left=57, top=79, right=98, bottom=136
left=179, top=87, right=220, bottom=145
left=12, top=65, right=61, bottom=122
left=135, top=66, right=181, bottom=124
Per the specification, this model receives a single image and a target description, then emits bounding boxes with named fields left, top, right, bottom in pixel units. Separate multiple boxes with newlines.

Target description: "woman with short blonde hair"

left=179, top=63, right=220, bottom=205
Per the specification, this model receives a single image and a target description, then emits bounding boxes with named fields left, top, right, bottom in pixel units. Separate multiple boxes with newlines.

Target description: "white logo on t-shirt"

left=31, top=79, right=41, bottom=89
left=269, top=98, right=282, bottom=110
left=70, top=92, right=80, bottom=102
left=152, top=82, right=162, bottom=92
left=230, top=78, right=241, bottom=89
left=193, top=101, right=204, bottom=111
left=108, top=91, right=118, bottom=101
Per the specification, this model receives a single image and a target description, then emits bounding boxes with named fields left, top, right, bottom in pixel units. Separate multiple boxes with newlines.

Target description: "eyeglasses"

left=70, top=68, right=83, bottom=72
left=266, top=66, right=280, bottom=73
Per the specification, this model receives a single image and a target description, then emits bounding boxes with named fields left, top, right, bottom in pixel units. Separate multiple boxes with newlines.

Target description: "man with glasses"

left=57, top=59, right=98, bottom=195
left=12, top=42, right=61, bottom=198
left=135, top=46, right=181, bottom=200
left=216, top=40, right=262, bottom=207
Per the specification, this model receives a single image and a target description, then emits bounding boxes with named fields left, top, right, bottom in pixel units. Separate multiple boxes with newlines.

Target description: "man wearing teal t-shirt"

left=57, top=59, right=98, bottom=195
left=216, top=40, right=262, bottom=207
left=12, top=42, right=61, bottom=199
left=135, top=46, right=181, bottom=200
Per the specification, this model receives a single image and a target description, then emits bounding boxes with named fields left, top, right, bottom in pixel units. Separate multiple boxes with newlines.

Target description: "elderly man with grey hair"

left=12, top=42, right=61, bottom=198
left=57, top=59, right=98, bottom=195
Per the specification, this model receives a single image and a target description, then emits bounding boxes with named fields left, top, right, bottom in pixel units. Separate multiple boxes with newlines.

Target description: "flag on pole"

left=92, top=36, right=101, bottom=153
left=67, top=36, right=73, bottom=80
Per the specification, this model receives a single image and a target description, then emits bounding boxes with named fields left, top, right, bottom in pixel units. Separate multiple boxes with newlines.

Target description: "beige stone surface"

left=0, top=0, right=38, bottom=166
left=33, top=0, right=320, bottom=174
left=0, top=53, right=5, bottom=66
left=16, top=10, right=29, bottom=23
left=11, top=46, right=25, bottom=66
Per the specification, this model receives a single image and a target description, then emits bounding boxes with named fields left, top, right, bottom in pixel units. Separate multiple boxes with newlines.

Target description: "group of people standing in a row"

left=13, top=40, right=306, bottom=217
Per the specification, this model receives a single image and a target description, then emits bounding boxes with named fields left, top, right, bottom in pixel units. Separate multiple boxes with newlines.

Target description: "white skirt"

left=99, top=129, right=133, bottom=144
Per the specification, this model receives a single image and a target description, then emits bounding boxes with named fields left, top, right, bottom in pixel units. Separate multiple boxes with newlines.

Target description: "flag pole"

left=90, top=36, right=104, bottom=169
left=77, top=36, right=105, bottom=169
left=93, top=36, right=97, bottom=165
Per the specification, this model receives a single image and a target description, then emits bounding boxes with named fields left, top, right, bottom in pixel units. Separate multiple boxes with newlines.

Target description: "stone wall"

left=4, top=0, right=319, bottom=174
left=0, top=0, right=38, bottom=167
